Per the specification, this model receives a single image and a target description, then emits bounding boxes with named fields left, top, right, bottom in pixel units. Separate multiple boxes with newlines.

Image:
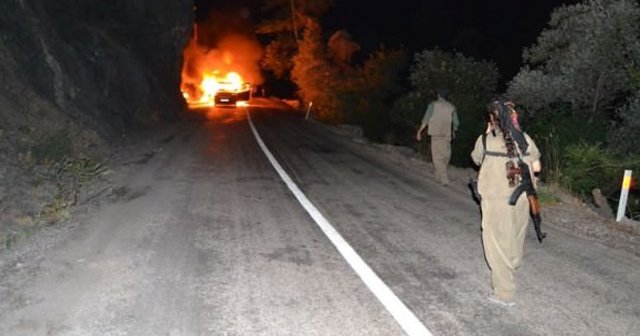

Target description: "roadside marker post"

left=616, top=170, right=633, bottom=222
left=305, top=101, right=313, bottom=120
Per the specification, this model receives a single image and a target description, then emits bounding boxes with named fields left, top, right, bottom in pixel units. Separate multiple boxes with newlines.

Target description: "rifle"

left=509, top=159, right=546, bottom=243
left=494, top=101, right=547, bottom=243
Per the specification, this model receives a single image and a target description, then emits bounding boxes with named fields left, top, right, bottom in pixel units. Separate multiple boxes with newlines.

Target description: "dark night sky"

left=327, top=0, right=582, bottom=82
left=194, top=0, right=580, bottom=84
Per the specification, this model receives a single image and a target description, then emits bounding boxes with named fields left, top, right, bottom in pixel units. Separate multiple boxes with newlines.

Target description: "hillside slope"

left=0, top=0, right=193, bottom=248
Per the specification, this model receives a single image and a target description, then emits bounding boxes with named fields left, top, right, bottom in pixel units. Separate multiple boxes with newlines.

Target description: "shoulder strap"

left=481, top=133, right=488, bottom=163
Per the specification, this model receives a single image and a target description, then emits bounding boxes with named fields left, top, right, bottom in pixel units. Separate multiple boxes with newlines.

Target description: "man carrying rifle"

left=470, top=100, right=542, bottom=307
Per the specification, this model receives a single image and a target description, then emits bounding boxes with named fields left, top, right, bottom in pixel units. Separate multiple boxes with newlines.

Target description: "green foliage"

left=40, top=194, right=72, bottom=224
left=389, top=92, right=425, bottom=129
left=31, top=130, right=72, bottom=164
left=54, top=157, right=107, bottom=186
left=560, top=142, right=619, bottom=196
left=388, top=92, right=427, bottom=148
left=409, top=48, right=499, bottom=100
left=537, top=187, right=562, bottom=206
left=449, top=93, right=490, bottom=167
left=558, top=141, right=640, bottom=219
left=628, top=192, right=640, bottom=220
left=608, top=95, right=640, bottom=156
left=27, top=128, right=106, bottom=224
left=521, top=101, right=640, bottom=219
left=506, top=0, right=640, bottom=216
left=527, top=111, right=608, bottom=185
left=35, top=156, right=107, bottom=223
left=535, top=131, right=562, bottom=186
left=507, top=0, right=640, bottom=119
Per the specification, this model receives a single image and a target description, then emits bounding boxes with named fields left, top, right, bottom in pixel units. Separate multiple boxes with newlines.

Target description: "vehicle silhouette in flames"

left=214, top=82, right=251, bottom=108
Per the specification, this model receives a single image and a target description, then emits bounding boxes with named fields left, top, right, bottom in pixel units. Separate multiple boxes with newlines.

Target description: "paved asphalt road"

left=0, top=98, right=639, bottom=335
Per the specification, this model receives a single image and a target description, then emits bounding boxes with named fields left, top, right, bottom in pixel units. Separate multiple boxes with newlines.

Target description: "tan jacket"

left=425, top=99, right=457, bottom=138
left=418, top=98, right=459, bottom=140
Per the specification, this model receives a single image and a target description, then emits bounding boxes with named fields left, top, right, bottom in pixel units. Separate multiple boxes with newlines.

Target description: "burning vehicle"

left=212, top=81, right=251, bottom=108
left=182, top=71, right=251, bottom=108
left=179, top=25, right=263, bottom=110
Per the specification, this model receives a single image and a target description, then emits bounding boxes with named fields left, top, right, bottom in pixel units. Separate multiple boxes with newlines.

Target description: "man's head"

left=437, top=88, right=449, bottom=99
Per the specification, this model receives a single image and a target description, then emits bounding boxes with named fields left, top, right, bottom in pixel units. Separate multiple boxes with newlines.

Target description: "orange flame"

left=180, top=26, right=262, bottom=108
left=183, top=69, right=249, bottom=107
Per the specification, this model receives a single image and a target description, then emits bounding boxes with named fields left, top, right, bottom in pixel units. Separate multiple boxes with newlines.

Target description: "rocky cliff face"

left=0, top=0, right=193, bottom=246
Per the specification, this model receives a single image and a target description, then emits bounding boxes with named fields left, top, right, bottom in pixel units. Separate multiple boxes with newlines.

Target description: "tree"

left=338, top=47, right=408, bottom=141
left=327, top=30, right=361, bottom=67
left=506, top=0, right=640, bottom=120
left=409, top=49, right=498, bottom=101
left=290, top=19, right=342, bottom=121
left=257, top=0, right=333, bottom=79
left=608, top=95, right=640, bottom=156
left=504, top=1, right=640, bottom=217
left=258, top=0, right=408, bottom=141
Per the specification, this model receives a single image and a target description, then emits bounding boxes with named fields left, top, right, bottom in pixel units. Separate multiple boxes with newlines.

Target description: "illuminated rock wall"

left=0, top=0, right=194, bottom=137
left=0, top=0, right=193, bottom=239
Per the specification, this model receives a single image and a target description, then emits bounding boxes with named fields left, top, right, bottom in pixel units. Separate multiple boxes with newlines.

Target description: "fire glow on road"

left=245, top=109, right=432, bottom=336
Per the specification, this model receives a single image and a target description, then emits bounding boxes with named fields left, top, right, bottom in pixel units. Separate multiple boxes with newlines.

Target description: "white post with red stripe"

left=616, top=170, right=633, bottom=222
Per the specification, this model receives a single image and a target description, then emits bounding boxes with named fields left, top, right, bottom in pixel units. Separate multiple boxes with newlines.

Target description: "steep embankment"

left=0, top=0, right=193, bottom=248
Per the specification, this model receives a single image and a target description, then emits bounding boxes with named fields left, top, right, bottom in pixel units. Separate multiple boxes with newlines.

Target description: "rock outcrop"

left=0, top=0, right=193, bottom=246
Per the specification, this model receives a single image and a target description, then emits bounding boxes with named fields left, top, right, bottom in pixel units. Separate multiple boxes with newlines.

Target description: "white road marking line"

left=246, top=110, right=432, bottom=336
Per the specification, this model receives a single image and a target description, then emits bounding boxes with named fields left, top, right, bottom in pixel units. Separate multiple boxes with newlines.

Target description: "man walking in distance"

left=470, top=101, right=542, bottom=307
left=416, top=89, right=459, bottom=186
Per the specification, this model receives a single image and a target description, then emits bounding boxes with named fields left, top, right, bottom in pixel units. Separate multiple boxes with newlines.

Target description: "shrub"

left=523, top=104, right=608, bottom=185
left=559, top=142, right=640, bottom=219
left=31, top=130, right=72, bottom=164
left=560, top=142, right=620, bottom=196
left=608, top=95, right=640, bottom=156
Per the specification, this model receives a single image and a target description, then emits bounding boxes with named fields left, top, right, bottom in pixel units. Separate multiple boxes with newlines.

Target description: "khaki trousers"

left=481, top=194, right=529, bottom=300
left=430, top=136, right=451, bottom=185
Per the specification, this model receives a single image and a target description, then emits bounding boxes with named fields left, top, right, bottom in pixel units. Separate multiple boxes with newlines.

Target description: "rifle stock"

left=508, top=183, right=527, bottom=206
left=510, top=159, right=546, bottom=243
left=528, top=194, right=546, bottom=243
